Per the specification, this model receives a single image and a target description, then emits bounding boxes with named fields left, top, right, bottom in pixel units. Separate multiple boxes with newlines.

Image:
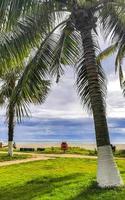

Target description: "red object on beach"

left=61, top=142, right=68, bottom=153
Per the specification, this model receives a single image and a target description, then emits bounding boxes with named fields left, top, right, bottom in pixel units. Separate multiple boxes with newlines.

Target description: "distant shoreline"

left=2, top=140, right=125, bottom=150
left=15, top=143, right=125, bottom=150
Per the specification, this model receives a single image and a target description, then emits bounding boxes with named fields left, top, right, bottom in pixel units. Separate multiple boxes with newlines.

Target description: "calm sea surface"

left=0, top=117, right=125, bottom=144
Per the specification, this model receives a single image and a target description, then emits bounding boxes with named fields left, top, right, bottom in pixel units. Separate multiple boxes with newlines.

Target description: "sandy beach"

left=16, top=143, right=125, bottom=150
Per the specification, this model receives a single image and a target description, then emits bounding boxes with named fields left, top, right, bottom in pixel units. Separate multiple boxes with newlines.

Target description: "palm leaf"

left=49, top=21, right=81, bottom=82
left=76, top=33, right=107, bottom=112
left=100, top=0, right=125, bottom=44
left=96, top=43, right=118, bottom=64
left=0, top=0, right=43, bottom=31
left=76, top=56, right=107, bottom=112
left=0, top=5, right=55, bottom=70
left=13, top=79, right=50, bottom=122
left=115, top=44, right=125, bottom=86
left=10, top=19, right=72, bottom=106
left=9, top=21, right=69, bottom=120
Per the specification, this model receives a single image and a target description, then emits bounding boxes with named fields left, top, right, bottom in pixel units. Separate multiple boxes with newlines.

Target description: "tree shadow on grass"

left=68, top=182, right=124, bottom=200
left=0, top=173, right=83, bottom=200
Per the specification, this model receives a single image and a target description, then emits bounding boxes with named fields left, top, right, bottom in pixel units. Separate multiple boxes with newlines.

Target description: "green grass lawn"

left=0, top=153, right=32, bottom=162
left=0, top=158, right=125, bottom=200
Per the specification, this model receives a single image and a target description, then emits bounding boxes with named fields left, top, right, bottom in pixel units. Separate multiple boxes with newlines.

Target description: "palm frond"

left=9, top=48, right=50, bottom=121
left=76, top=56, right=107, bottom=112
left=0, top=0, right=44, bottom=31
left=49, top=21, right=81, bottom=82
left=96, top=43, right=118, bottom=64
left=99, top=2, right=125, bottom=89
left=13, top=79, right=50, bottom=122
left=76, top=32, right=107, bottom=112
left=121, top=79, right=125, bottom=97
left=49, top=0, right=73, bottom=11
left=0, top=7, right=70, bottom=72
left=114, top=44, right=125, bottom=86
left=9, top=16, right=75, bottom=121
left=0, top=86, right=6, bottom=105
left=100, top=1, right=125, bottom=43
left=2, top=66, right=51, bottom=122
left=0, top=7, right=53, bottom=70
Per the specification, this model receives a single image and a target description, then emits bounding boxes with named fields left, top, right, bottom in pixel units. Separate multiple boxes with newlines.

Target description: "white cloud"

left=29, top=65, right=125, bottom=119
left=106, top=74, right=125, bottom=118
left=30, top=68, right=89, bottom=119
left=0, top=62, right=124, bottom=120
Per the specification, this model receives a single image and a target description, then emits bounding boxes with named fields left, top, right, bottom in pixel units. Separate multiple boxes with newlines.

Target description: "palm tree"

left=0, top=68, right=50, bottom=157
left=1, top=0, right=125, bottom=187
left=0, top=70, right=18, bottom=156
left=0, top=0, right=52, bottom=156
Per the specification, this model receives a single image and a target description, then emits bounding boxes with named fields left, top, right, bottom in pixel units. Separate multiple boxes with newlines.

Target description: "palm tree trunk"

left=75, top=10, right=123, bottom=187
left=8, top=104, right=15, bottom=157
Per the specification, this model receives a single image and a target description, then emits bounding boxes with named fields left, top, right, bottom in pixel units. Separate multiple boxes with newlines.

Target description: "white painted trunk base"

left=8, top=141, right=13, bottom=157
left=97, top=145, right=124, bottom=188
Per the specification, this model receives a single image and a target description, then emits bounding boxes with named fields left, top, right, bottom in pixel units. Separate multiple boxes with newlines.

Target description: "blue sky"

left=0, top=117, right=125, bottom=143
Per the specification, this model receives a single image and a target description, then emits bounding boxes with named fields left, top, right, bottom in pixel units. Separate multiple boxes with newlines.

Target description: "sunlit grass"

left=0, top=158, right=125, bottom=200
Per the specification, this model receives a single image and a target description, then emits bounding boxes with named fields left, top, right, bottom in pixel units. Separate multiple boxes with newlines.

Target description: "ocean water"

left=0, top=117, right=125, bottom=144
